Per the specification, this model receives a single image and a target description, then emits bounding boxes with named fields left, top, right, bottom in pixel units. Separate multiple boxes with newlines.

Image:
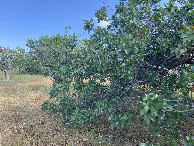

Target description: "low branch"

left=166, top=108, right=194, bottom=113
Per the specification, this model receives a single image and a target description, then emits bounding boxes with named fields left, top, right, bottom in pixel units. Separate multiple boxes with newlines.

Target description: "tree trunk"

left=4, top=70, right=9, bottom=80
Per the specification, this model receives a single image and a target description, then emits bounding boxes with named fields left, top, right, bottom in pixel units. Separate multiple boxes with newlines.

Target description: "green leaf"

left=139, top=143, right=147, bottom=146
left=125, top=49, right=129, bottom=55
left=180, top=48, right=186, bottom=54
left=144, top=105, right=149, bottom=113
left=191, top=65, right=194, bottom=73
left=150, top=108, right=158, bottom=117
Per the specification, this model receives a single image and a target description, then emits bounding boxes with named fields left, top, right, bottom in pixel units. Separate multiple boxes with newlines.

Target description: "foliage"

left=139, top=93, right=173, bottom=126
left=13, top=33, right=78, bottom=76
left=0, top=46, right=16, bottom=80
left=13, top=47, right=37, bottom=74
left=184, top=136, right=194, bottom=146
left=15, top=0, right=194, bottom=144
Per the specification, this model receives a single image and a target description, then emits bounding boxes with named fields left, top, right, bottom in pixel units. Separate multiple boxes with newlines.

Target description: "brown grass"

left=0, top=73, right=93, bottom=146
left=0, top=71, right=193, bottom=146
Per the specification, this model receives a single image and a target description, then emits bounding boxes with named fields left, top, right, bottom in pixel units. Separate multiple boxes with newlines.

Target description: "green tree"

left=18, top=0, right=194, bottom=143
left=0, top=46, right=16, bottom=80
left=24, top=33, right=78, bottom=76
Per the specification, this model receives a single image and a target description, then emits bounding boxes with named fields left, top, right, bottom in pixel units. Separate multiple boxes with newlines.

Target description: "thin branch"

left=166, top=100, right=179, bottom=102
left=166, top=108, right=194, bottom=113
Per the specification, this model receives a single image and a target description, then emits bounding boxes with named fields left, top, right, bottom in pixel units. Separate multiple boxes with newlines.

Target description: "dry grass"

left=0, top=71, right=193, bottom=146
left=0, top=72, right=93, bottom=146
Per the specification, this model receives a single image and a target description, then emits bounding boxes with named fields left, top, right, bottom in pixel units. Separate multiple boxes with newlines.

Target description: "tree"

left=0, top=46, right=16, bottom=80
left=41, top=0, right=193, bottom=129
left=24, top=33, right=78, bottom=76
left=18, top=0, right=194, bottom=144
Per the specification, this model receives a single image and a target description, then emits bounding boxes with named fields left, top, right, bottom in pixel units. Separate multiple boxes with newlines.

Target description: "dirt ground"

left=0, top=72, right=193, bottom=146
left=0, top=75, right=94, bottom=146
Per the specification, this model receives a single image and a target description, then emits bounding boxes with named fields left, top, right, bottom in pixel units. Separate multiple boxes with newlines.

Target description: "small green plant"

left=184, top=136, right=194, bottom=146
left=108, top=112, right=133, bottom=130
left=138, top=93, right=174, bottom=128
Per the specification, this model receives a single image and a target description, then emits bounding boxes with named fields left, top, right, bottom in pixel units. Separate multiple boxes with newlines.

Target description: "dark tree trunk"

left=4, top=70, right=9, bottom=80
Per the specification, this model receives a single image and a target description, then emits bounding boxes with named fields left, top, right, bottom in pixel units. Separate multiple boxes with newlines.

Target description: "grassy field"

left=0, top=71, right=193, bottom=145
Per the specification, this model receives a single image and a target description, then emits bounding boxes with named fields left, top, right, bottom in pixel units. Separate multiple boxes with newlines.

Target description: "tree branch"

left=166, top=108, right=194, bottom=113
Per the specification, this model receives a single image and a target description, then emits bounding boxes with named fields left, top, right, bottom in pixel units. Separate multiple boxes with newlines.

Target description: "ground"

left=0, top=71, right=193, bottom=145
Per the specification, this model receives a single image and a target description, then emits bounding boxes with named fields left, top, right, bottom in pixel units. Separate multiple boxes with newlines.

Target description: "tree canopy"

left=3, top=0, right=194, bottom=145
